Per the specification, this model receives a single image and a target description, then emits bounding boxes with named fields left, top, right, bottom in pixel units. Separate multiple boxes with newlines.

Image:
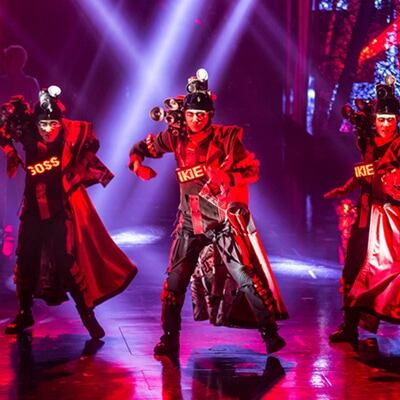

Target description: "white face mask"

left=375, top=114, right=398, bottom=138
left=37, top=120, right=62, bottom=143
left=184, top=109, right=210, bottom=133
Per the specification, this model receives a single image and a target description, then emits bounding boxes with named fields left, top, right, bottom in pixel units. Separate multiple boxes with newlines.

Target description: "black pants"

left=338, top=210, right=372, bottom=329
left=16, top=213, right=83, bottom=307
left=161, top=223, right=274, bottom=333
left=342, top=222, right=369, bottom=298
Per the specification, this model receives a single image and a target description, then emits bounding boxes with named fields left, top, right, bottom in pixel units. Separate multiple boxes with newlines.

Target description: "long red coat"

left=346, top=135, right=400, bottom=324
left=346, top=203, right=400, bottom=323
left=6, top=119, right=137, bottom=308
left=61, top=119, right=137, bottom=308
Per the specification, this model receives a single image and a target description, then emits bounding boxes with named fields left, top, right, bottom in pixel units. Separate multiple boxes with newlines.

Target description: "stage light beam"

left=203, top=0, right=258, bottom=88
left=77, top=0, right=142, bottom=67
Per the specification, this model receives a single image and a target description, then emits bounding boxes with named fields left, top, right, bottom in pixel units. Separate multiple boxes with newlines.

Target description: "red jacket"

left=130, top=125, right=260, bottom=232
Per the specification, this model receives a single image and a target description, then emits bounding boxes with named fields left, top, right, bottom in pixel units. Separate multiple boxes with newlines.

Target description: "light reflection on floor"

left=269, top=256, right=341, bottom=280
left=110, top=226, right=165, bottom=246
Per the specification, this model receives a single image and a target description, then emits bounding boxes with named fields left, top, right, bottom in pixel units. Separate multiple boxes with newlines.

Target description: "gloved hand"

left=128, top=153, right=157, bottom=181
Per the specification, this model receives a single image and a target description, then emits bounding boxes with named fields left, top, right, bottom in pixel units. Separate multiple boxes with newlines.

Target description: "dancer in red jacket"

left=0, top=87, right=137, bottom=338
left=326, top=76, right=400, bottom=343
left=129, top=70, right=287, bottom=355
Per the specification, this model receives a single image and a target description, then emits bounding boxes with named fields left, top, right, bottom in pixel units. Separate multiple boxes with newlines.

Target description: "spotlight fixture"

left=196, top=68, right=208, bottom=82
left=48, top=85, right=62, bottom=98
left=164, top=97, right=180, bottom=110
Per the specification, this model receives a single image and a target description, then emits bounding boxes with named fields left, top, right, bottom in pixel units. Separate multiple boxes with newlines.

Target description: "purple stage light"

left=75, top=0, right=262, bottom=227
left=102, top=0, right=203, bottom=169
left=91, top=0, right=205, bottom=219
left=77, top=0, right=142, bottom=67
left=70, top=0, right=127, bottom=115
left=248, top=2, right=288, bottom=71
left=122, top=0, right=258, bottom=224
left=203, top=0, right=257, bottom=89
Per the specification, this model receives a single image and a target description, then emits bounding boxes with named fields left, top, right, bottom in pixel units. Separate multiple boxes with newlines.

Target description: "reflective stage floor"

left=1, top=227, right=400, bottom=400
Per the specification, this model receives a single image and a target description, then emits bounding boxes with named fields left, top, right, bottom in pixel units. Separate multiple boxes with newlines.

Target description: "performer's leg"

left=69, top=282, right=105, bottom=339
left=4, top=286, right=35, bottom=334
left=329, top=224, right=368, bottom=343
left=5, top=217, right=40, bottom=334
left=329, top=308, right=360, bottom=343
left=36, top=216, right=70, bottom=305
left=154, top=230, right=206, bottom=355
left=214, top=227, right=285, bottom=353
left=342, top=225, right=369, bottom=290
left=48, top=215, right=105, bottom=340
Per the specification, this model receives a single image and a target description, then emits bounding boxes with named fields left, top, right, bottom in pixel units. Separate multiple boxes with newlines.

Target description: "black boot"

left=329, top=324, right=358, bottom=344
left=154, top=332, right=180, bottom=355
left=70, top=284, right=105, bottom=339
left=5, top=309, right=34, bottom=334
left=329, top=310, right=359, bottom=344
left=76, top=306, right=105, bottom=339
left=5, top=287, right=34, bottom=334
left=260, top=324, right=286, bottom=354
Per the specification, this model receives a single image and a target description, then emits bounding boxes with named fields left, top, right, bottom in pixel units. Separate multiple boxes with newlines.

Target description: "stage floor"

left=1, top=229, right=400, bottom=400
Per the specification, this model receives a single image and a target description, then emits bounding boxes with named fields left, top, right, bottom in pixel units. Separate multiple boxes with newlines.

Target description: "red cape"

left=69, top=186, right=137, bottom=308
left=62, top=119, right=137, bottom=308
